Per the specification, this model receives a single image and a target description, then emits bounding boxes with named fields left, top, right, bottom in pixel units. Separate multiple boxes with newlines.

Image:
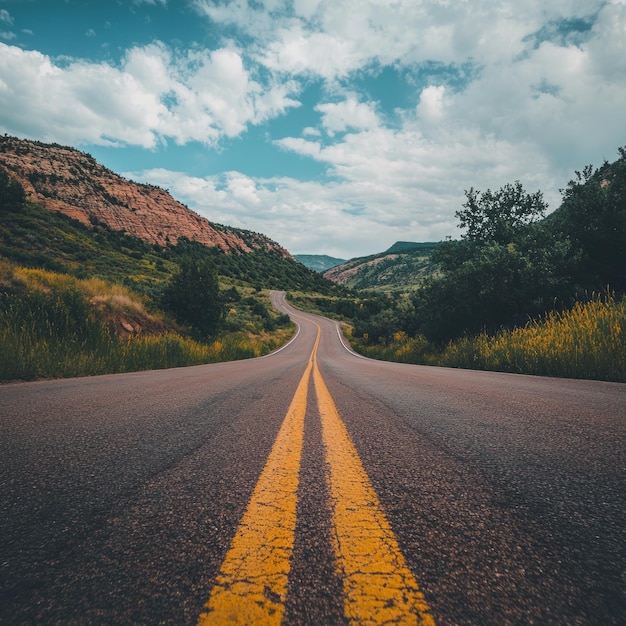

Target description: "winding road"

left=1, top=291, right=624, bottom=625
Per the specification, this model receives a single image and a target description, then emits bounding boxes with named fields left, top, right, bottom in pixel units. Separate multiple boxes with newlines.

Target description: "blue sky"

left=0, top=1, right=625, bottom=258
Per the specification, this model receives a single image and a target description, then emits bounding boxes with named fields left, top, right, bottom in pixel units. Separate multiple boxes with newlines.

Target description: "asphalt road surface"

left=1, top=291, right=624, bottom=625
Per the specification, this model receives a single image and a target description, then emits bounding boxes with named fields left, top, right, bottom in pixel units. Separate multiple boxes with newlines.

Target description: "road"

left=1, top=290, right=624, bottom=625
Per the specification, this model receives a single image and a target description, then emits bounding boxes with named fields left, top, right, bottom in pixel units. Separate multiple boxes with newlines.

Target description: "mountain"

left=0, top=135, right=289, bottom=258
left=383, top=241, right=436, bottom=254
left=324, top=241, right=440, bottom=291
left=0, top=135, right=338, bottom=299
left=294, top=254, right=347, bottom=272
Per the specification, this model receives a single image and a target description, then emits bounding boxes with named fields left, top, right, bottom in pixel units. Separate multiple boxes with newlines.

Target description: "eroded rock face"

left=0, top=135, right=291, bottom=258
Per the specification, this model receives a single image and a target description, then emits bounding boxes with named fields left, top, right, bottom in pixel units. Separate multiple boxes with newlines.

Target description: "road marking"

left=335, top=321, right=370, bottom=359
left=313, top=351, right=435, bottom=625
left=199, top=320, right=434, bottom=624
left=197, top=330, right=319, bottom=625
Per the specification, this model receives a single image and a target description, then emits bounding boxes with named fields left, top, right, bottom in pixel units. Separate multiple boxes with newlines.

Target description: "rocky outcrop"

left=324, top=255, right=400, bottom=284
left=323, top=242, right=440, bottom=291
left=0, top=135, right=291, bottom=257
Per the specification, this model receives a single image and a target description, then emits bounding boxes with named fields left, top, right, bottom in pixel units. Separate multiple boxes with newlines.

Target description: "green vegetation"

left=2, top=145, right=624, bottom=382
left=438, top=292, right=626, bottom=381
left=0, top=168, right=25, bottom=212
left=325, top=243, right=439, bottom=292
left=383, top=241, right=438, bottom=255
left=0, top=187, right=175, bottom=297
left=344, top=293, right=626, bottom=382
left=0, top=174, right=338, bottom=380
left=291, top=147, right=626, bottom=382
left=0, top=261, right=292, bottom=381
left=161, top=257, right=224, bottom=338
left=294, top=254, right=347, bottom=272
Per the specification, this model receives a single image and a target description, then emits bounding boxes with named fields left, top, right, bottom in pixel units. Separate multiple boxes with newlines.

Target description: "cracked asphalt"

left=1, top=291, right=624, bottom=624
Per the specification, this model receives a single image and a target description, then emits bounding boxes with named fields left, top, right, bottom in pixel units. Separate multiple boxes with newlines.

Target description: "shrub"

left=161, top=258, right=224, bottom=338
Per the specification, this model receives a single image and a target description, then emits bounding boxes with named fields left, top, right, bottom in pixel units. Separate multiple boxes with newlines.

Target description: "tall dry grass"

left=439, top=293, right=625, bottom=381
left=347, top=292, right=625, bottom=381
left=0, top=260, right=292, bottom=381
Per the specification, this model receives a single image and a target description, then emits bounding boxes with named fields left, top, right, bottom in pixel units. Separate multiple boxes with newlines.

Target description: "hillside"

left=0, top=136, right=338, bottom=298
left=0, top=135, right=289, bottom=257
left=294, top=254, right=347, bottom=272
left=0, top=195, right=334, bottom=298
left=324, top=242, right=440, bottom=291
left=0, top=163, right=336, bottom=380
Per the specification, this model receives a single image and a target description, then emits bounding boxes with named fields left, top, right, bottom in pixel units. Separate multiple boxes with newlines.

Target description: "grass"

left=6, top=253, right=621, bottom=383
left=438, top=292, right=626, bottom=381
left=0, top=260, right=294, bottom=382
left=348, top=293, right=626, bottom=382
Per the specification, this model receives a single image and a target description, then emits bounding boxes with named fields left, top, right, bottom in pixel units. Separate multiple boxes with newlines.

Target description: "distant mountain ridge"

left=294, top=254, right=347, bottom=272
left=324, top=241, right=440, bottom=291
left=383, top=241, right=437, bottom=254
left=0, top=135, right=290, bottom=258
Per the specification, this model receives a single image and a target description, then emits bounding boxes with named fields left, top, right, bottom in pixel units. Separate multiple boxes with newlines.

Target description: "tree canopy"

left=457, top=181, right=547, bottom=245
left=0, top=169, right=25, bottom=212
left=162, top=258, right=224, bottom=338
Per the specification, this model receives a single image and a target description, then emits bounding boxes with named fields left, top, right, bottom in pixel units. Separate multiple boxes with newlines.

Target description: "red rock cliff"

left=0, top=135, right=291, bottom=258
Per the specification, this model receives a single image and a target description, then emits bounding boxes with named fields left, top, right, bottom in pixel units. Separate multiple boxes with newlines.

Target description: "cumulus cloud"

left=0, top=41, right=299, bottom=148
left=417, top=86, right=446, bottom=123
left=316, top=97, right=379, bottom=134
left=118, top=0, right=625, bottom=257
left=1, top=0, right=623, bottom=257
left=195, top=0, right=608, bottom=79
left=125, top=165, right=450, bottom=257
left=130, top=115, right=556, bottom=256
left=259, top=0, right=624, bottom=254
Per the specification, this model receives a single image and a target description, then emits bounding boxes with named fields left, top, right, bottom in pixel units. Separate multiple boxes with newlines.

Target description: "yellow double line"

left=198, top=324, right=434, bottom=625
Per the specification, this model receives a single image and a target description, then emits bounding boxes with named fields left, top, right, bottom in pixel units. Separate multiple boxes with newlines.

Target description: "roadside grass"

left=348, top=292, right=626, bottom=382
left=438, top=292, right=625, bottom=381
left=347, top=329, right=438, bottom=366
left=0, top=260, right=294, bottom=381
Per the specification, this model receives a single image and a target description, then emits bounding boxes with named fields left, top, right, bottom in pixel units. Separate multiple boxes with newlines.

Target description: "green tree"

left=414, top=182, right=570, bottom=342
left=0, top=169, right=26, bottom=212
left=162, top=258, right=224, bottom=338
left=457, top=181, right=547, bottom=244
left=551, top=147, right=626, bottom=290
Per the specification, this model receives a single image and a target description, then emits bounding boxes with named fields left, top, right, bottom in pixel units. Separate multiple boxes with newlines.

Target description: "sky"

left=0, top=1, right=625, bottom=258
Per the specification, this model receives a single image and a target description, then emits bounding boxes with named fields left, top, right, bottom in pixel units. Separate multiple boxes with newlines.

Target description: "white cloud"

left=196, top=0, right=608, bottom=80
left=316, top=97, right=379, bottom=134
left=226, top=172, right=262, bottom=205
left=0, top=41, right=299, bottom=148
left=125, top=166, right=436, bottom=257
left=303, top=126, right=321, bottom=137
left=417, top=86, right=446, bottom=124
left=0, top=9, right=13, bottom=25
left=258, top=24, right=361, bottom=79
left=129, top=116, right=557, bottom=257
left=123, top=0, right=626, bottom=259
left=293, top=0, right=323, bottom=20
left=258, top=0, right=625, bottom=255
left=274, top=137, right=321, bottom=159
left=1, top=0, right=623, bottom=258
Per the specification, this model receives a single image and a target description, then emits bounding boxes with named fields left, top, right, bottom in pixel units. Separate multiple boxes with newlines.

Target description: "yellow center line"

left=199, top=321, right=435, bottom=625
left=198, top=329, right=319, bottom=625
left=313, top=331, right=435, bottom=625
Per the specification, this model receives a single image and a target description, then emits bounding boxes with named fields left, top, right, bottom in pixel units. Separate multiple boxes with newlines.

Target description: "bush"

left=161, top=258, right=224, bottom=338
left=0, top=169, right=25, bottom=212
